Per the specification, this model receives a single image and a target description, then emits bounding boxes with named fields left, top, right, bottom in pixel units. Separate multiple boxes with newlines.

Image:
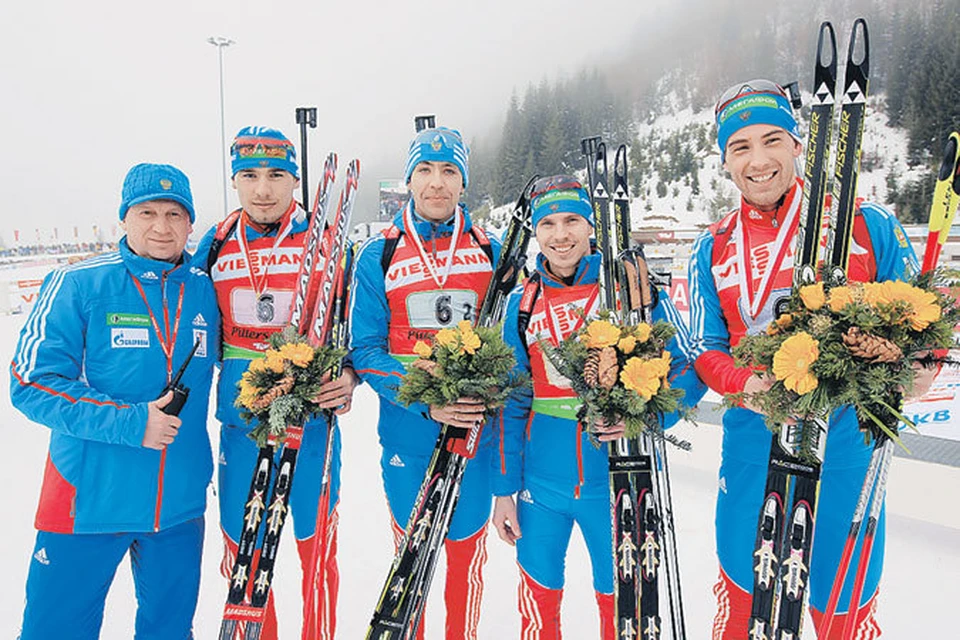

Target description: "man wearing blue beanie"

left=11, top=163, right=219, bottom=638
left=689, top=79, right=930, bottom=638
left=349, top=124, right=503, bottom=639
left=490, top=175, right=704, bottom=638
left=193, top=125, right=358, bottom=640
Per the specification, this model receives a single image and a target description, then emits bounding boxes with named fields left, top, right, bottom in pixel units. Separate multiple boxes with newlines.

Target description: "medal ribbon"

left=236, top=204, right=297, bottom=301
left=733, top=188, right=801, bottom=318
left=543, top=286, right=601, bottom=346
left=403, top=202, right=465, bottom=289
left=132, top=275, right=185, bottom=381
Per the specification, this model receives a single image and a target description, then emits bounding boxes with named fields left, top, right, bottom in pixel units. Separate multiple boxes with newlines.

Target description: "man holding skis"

left=490, top=175, right=704, bottom=638
left=689, top=79, right=934, bottom=638
left=349, top=126, right=500, bottom=639
left=194, top=126, right=357, bottom=640
left=11, top=163, right=220, bottom=639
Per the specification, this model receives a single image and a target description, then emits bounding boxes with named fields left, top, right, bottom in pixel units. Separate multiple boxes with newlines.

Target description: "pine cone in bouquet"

left=584, top=348, right=601, bottom=387
left=249, top=375, right=296, bottom=411
left=842, top=327, right=903, bottom=363
left=598, top=347, right=619, bottom=390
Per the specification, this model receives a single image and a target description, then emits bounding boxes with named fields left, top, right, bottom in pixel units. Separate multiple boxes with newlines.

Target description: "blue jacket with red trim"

left=348, top=205, right=501, bottom=454
left=10, top=240, right=220, bottom=534
left=493, top=252, right=706, bottom=499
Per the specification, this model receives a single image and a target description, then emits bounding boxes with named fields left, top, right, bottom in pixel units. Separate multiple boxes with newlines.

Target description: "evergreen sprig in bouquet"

left=732, top=271, right=960, bottom=449
left=541, top=310, right=689, bottom=448
left=397, top=320, right=527, bottom=414
left=236, top=326, right=346, bottom=447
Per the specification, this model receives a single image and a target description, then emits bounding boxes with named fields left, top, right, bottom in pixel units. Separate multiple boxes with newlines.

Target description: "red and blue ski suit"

left=494, top=252, right=706, bottom=639
left=349, top=204, right=501, bottom=640
left=10, top=240, right=220, bottom=639
left=194, top=202, right=346, bottom=640
left=688, top=180, right=918, bottom=639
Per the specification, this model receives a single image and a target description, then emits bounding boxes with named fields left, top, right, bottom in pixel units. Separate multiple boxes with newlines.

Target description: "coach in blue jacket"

left=10, top=163, right=220, bottom=640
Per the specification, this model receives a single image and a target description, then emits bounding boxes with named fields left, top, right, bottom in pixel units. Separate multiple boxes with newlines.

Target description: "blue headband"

left=531, top=177, right=594, bottom=228
left=404, top=127, right=469, bottom=188
left=716, top=92, right=801, bottom=160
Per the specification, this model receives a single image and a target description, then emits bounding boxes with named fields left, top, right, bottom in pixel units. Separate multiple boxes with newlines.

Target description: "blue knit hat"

left=404, top=127, right=469, bottom=188
left=119, top=163, right=195, bottom=222
left=230, top=126, right=299, bottom=178
left=530, top=175, right=594, bottom=228
left=715, top=80, right=801, bottom=160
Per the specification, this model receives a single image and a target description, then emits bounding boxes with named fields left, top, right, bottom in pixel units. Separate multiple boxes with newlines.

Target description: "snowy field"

left=1, top=307, right=958, bottom=638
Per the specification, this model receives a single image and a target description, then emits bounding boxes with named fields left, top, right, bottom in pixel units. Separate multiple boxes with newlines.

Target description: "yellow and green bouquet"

left=541, top=310, right=689, bottom=447
left=732, top=271, right=960, bottom=452
left=397, top=320, right=527, bottom=413
left=236, top=326, right=346, bottom=447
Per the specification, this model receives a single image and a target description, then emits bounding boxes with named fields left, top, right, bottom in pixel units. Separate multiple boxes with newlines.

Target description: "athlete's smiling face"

left=408, top=161, right=463, bottom=222
left=233, top=167, right=299, bottom=225
left=723, top=123, right=803, bottom=211
left=122, top=200, right=193, bottom=263
left=536, top=212, right=593, bottom=279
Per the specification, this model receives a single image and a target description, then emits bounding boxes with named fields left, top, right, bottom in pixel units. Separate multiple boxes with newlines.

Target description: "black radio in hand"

left=159, top=339, right=201, bottom=417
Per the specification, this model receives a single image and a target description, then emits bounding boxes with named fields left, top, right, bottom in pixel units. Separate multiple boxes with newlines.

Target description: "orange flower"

left=775, top=313, right=793, bottom=328
left=861, top=282, right=884, bottom=306
left=772, top=332, right=819, bottom=395
left=875, top=281, right=942, bottom=330
left=584, top=320, right=621, bottom=349
left=459, top=329, right=482, bottom=355
left=248, top=358, right=270, bottom=375
left=634, top=323, right=652, bottom=343
left=413, top=341, right=433, bottom=358
left=279, top=342, right=315, bottom=368
left=620, top=357, right=662, bottom=400
left=828, top=285, right=857, bottom=312
left=617, top=335, right=637, bottom=353
left=799, top=283, right=826, bottom=310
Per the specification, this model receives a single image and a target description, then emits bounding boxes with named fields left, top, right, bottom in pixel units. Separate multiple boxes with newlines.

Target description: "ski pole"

left=296, top=107, right=318, bottom=213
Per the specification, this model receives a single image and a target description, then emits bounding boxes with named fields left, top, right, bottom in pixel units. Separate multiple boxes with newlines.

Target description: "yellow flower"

left=459, top=330, right=482, bottom=355
left=634, top=323, right=652, bottom=343
left=772, top=332, right=820, bottom=395
left=264, top=349, right=286, bottom=373
left=584, top=320, right=621, bottom=349
left=799, top=283, right=826, bottom=310
left=776, top=313, right=793, bottom=328
left=238, top=380, right=259, bottom=409
left=620, top=356, right=663, bottom=400
left=436, top=328, right=458, bottom=348
left=876, top=282, right=942, bottom=330
left=413, top=341, right=433, bottom=358
left=248, top=358, right=269, bottom=374
left=457, top=320, right=473, bottom=333
left=861, top=282, right=884, bottom=306
left=617, top=335, right=637, bottom=353
left=828, top=285, right=857, bottom=312
left=279, top=342, right=315, bottom=368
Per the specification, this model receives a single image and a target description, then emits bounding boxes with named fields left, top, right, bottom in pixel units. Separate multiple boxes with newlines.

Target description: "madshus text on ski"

left=8, top=14, right=959, bottom=640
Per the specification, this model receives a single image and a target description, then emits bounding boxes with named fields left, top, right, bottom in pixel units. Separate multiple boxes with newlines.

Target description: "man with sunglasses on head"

left=349, top=126, right=501, bottom=639
left=490, top=175, right=704, bottom=639
left=689, top=79, right=930, bottom=638
left=194, top=126, right=358, bottom=640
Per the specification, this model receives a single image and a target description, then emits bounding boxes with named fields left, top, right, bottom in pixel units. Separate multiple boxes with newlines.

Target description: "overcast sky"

left=0, top=0, right=671, bottom=243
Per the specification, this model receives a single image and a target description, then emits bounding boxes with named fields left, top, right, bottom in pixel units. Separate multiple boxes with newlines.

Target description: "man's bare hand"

left=592, top=419, right=627, bottom=442
left=143, top=391, right=181, bottom=450
left=492, top=495, right=522, bottom=545
left=312, top=367, right=359, bottom=415
left=429, top=397, right=486, bottom=428
left=741, top=374, right=776, bottom=415
left=905, top=353, right=939, bottom=404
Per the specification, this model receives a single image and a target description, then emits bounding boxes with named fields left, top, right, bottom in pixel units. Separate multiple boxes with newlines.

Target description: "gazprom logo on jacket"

left=111, top=328, right=150, bottom=349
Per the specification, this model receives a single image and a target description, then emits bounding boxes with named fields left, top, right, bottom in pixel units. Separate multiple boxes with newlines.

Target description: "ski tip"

left=816, top=21, right=838, bottom=72
left=847, top=17, right=869, bottom=72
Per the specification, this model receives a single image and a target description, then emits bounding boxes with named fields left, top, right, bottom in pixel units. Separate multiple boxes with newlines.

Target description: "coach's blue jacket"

left=10, top=239, right=219, bottom=534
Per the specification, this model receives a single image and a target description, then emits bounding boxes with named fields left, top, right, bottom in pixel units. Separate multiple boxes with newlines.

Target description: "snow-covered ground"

left=1, top=308, right=958, bottom=638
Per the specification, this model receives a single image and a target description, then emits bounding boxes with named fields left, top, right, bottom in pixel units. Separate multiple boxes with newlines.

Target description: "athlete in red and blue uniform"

left=10, top=164, right=220, bottom=639
left=491, top=176, right=706, bottom=639
left=349, top=127, right=501, bottom=640
left=193, top=127, right=358, bottom=640
left=690, top=80, right=921, bottom=639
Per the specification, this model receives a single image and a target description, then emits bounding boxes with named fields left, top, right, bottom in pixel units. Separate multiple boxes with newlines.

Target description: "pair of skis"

left=365, top=177, right=537, bottom=638
left=748, top=18, right=870, bottom=640
left=818, top=130, right=960, bottom=637
left=582, top=137, right=685, bottom=640
left=220, top=154, right=360, bottom=640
